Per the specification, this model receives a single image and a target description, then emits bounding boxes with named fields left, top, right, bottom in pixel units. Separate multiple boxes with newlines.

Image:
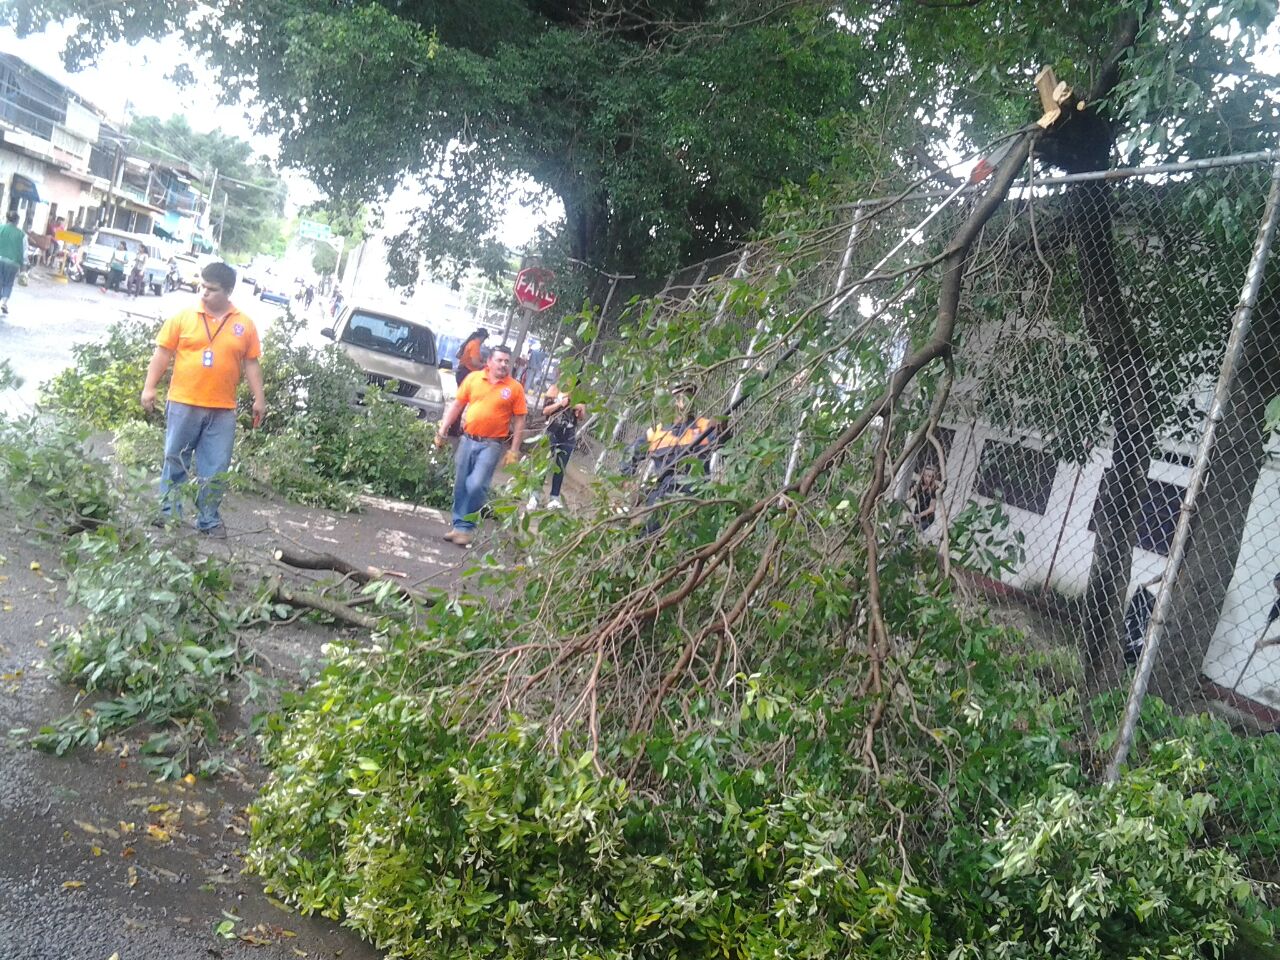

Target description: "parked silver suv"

left=322, top=301, right=450, bottom=420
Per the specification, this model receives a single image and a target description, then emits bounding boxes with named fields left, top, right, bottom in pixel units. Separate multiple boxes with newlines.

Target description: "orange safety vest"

left=646, top=417, right=714, bottom=454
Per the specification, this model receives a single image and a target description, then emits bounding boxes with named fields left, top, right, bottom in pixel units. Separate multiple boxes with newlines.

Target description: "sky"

left=0, top=24, right=557, bottom=247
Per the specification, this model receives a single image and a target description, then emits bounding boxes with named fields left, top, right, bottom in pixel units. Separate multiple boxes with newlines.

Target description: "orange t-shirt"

left=457, top=371, right=527, bottom=439
left=459, top=338, right=484, bottom=372
left=157, top=304, right=261, bottom=410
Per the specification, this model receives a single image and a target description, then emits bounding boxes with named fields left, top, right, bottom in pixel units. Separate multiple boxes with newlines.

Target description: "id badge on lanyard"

left=202, top=312, right=231, bottom=369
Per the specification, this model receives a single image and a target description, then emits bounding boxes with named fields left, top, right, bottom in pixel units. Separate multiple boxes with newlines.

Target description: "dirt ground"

left=0, top=488, right=471, bottom=960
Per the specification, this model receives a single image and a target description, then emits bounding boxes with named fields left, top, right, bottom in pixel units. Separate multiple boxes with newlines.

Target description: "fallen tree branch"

left=269, top=575, right=380, bottom=631
left=274, top=547, right=433, bottom=607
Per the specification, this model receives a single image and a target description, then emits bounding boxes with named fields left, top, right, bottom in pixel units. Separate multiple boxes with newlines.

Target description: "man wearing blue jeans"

left=140, top=262, right=266, bottom=538
left=434, top=345, right=527, bottom=548
left=0, top=211, right=27, bottom=316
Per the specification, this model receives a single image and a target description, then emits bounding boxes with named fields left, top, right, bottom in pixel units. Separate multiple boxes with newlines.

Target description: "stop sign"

left=514, top=267, right=557, bottom=312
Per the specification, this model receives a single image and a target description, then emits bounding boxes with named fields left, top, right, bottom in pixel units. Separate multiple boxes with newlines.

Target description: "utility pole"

left=215, top=192, right=229, bottom=248
left=102, top=142, right=124, bottom=231
left=204, top=167, right=219, bottom=246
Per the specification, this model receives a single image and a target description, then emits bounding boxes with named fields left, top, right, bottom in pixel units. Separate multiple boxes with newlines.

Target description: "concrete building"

left=0, top=52, right=211, bottom=253
left=0, top=52, right=104, bottom=234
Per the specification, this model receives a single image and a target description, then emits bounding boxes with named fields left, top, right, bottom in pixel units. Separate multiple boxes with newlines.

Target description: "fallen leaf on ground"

left=74, top=820, right=101, bottom=835
left=90, top=845, right=102, bottom=857
left=127, top=866, right=138, bottom=888
left=145, top=824, right=171, bottom=843
left=61, top=880, right=85, bottom=890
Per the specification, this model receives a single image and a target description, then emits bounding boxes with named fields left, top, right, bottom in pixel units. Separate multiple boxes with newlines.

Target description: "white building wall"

left=935, top=419, right=1280, bottom=709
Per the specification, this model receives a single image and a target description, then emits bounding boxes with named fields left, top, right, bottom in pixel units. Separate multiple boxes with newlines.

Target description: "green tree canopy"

left=10, top=0, right=1277, bottom=298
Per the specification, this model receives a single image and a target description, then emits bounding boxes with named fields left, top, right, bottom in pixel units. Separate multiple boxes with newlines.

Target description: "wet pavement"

left=0, top=266, right=292, bottom=417
left=0, top=487, right=472, bottom=959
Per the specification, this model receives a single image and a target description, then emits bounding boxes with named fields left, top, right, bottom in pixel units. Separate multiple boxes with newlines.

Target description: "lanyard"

left=202, top=311, right=232, bottom=346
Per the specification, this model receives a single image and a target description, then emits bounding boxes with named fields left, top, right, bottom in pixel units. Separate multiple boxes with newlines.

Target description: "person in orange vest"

left=625, top=382, right=718, bottom=531
left=454, top=328, right=489, bottom=387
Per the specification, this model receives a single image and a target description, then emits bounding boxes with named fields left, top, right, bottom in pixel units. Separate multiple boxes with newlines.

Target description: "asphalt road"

left=0, top=485, right=472, bottom=959
left=0, top=267, right=470, bottom=958
left=0, top=266, right=297, bottom=417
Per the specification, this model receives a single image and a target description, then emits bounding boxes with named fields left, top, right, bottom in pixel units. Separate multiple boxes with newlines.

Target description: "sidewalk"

left=219, top=490, right=465, bottom=589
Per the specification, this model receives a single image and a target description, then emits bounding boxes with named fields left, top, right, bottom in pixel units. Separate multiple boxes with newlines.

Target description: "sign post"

left=511, top=266, right=557, bottom=362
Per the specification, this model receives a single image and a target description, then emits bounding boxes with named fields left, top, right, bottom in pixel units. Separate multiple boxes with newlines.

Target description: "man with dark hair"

left=0, top=211, right=27, bottom=316
left=140, top=262, right=266, bottom=538
left=434, top=344, right=526, bottom=547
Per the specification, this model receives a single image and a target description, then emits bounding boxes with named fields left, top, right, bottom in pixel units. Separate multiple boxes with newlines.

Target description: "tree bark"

left=1150, top=281, right=1280, bottom=706
left=1071, top=173, right=1157, bottom=692
left=1042, top=12, right=1156, bottom=692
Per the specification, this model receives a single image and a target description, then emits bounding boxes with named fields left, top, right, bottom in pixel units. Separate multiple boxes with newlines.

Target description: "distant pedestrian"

left=528, top=384, right=585, bottom=511
left=0, top=211, right=27, bottom=316
left=909, top=464, right=940, bottom=530
left=304, top=284, right=315, bottom=310
left=454, top=328, right=488, bottom=388
left=108, top=241, right=128, bottom=292
left=625, top=382, right=718, bottom=534
left=127, top=249, right=148, bottom=298
left=140, top=262, right=266, bottom=538
left=434, top=344, right=526, bottom=548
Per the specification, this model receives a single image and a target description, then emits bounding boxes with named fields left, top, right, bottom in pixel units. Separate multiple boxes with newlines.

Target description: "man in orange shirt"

left=434, top=344, right=526, bottom=547
left=140, top=262, right=267, bottom=538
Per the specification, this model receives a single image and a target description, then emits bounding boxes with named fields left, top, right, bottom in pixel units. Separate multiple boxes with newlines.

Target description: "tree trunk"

left=1149, top=281, right=1280, bottom=707
left=1055, top=171, right=1157, bottom=693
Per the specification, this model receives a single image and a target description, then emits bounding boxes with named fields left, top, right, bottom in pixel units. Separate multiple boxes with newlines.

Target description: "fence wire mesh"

left=569, top=149, right=1280, bottom=893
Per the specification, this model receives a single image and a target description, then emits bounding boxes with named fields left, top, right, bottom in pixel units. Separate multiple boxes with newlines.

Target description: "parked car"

left=80, top=228, right=168, bottom=294
left=170, top=253, right=208, bottom=292
left=257, top=277, right=291, bottom=305
left=321, top=301, right=450, bottom=420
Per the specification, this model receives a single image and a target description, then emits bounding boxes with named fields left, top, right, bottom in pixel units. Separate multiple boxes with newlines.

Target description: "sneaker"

left=526, top=494, right=539, bottom=511
left=547, top=497, right=563, bottom=510
left=443, top=528, right=461, bottom=543
left=198, top=523, right=228, bottom=539
left=450, top=532, right=472, bottom=548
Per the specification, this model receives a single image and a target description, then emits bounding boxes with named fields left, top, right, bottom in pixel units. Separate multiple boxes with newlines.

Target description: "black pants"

left=547, top=436, right=575, bottom=497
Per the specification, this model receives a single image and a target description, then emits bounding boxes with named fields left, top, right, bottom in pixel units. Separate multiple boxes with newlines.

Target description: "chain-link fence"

left=569, top=146, right=1280, bottom=887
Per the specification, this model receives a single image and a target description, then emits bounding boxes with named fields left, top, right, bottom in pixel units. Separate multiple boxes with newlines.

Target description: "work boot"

left=198, top=523, right=228, bottom=540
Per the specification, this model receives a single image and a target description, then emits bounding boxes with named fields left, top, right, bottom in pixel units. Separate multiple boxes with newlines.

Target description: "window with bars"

left=974, top=439, right=1058, bottom=515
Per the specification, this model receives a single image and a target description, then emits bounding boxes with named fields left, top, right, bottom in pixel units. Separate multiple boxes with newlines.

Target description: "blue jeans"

left=160, top=401, right=238, bottom=530
left=452, top=435, right=504, bottom=531
left=0, top=258, right=17, bottom=301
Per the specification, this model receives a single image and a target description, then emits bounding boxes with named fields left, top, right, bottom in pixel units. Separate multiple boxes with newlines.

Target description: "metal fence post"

left=783, top=214, right=863, bottom=485
left=1105, top=160, right=1280, bottom=784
